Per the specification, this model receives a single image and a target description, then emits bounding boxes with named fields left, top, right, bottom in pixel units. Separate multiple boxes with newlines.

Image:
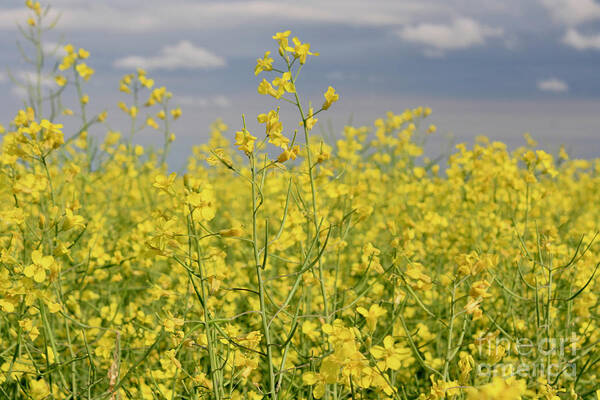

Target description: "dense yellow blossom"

left=1, top=3, right=598, bottom=400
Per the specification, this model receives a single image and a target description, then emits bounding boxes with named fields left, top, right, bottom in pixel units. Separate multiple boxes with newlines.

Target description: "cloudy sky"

left=1, top=0, right=600, bottom=165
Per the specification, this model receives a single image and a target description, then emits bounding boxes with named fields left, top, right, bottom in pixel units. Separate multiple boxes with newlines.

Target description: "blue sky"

left=1, top=0, right=600, bottom=166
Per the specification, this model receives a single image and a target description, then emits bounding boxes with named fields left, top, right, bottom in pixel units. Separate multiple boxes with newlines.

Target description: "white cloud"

left=178, top=96, right=209, bottom=108
left=178, top=95, right=231, bottom=108
left=563, top=28, right=600, bottom=49
left=539, top=0, right=600, bottom=26
left=43, top=41, right=68, bottom=57
left=213, top=95, right=231, bottom=108
left=0, top=8, right=29, bottom=30
left=537, top=78, right=569, bottom=92
left=114, top=41, right=226, bottom=70
left=0, top=1, right=464, bottom=33
left=0, top=72, right=6, bottom=83
left=8, top=71, right=58, bottom=98
left=397, top=18, right=503, bottom=53
left=0, top=1, right=516, bottom=62
left=14, top=71, right=56, bottom=87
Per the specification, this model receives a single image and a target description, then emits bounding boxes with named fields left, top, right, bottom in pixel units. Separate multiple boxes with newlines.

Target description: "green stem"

left=187, top=214, right=222, bottom=400
left=249, top=148, right=277, bottom=400
left=288, top=65, right=329, bottom=322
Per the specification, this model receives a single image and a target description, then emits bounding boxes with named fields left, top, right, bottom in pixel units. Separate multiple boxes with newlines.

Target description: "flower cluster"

left=1, top=3, right=599, bottom=400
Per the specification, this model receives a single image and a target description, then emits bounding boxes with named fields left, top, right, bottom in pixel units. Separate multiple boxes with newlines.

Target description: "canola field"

left=1, top=2, right=600, bottom=399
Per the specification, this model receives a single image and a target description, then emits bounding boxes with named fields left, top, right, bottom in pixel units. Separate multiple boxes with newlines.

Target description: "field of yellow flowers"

left=2, top=2, right=600, bottom=400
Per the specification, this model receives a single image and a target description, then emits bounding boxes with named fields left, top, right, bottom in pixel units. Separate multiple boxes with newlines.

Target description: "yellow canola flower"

left=62, top=209, right=85, bottom=231
left=235, top=129, right=256, bottom=155
left=171, top=107, right=182, bottom=119
left=78, top=48, right=90, bottom=59
left=25, top=0, right=42, bottom=15
left=286, top=37, right=319, bottom=64
left=302, top=107, right=318, bottom=131
left=219, top=227, right=244, bottom=237
left=76, top=63, right=95, bottom=81
left=258, top=109, right=288, bottom=149
left=59, top=53, right=76, bottom=70
left=23, top=250, right=54, bottom=283
left=149, top=87, right=169, bottom=104
left=255, top=51, right=274, bottom=75
left=272, top=30, right=291, bottom=54
left=153, top=172, right=177, bottom=193
left=258, top=78, right=280, bottom=98
left=277, top=145, right=299, bottom=163
left=369, top=336, right=412, bottom=371
left=139, top=75, right=154, bottom=88
left=55, top=75, right=67, bottom=86
left=466, top=377, right=528, bottom=399
left=356, top=304, right=386, bottom=331
left=272, top=72, right=295, bottom=94
left=322, top=86, right=339, bottom=110
left=146, top=117, right=159, bottom=130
